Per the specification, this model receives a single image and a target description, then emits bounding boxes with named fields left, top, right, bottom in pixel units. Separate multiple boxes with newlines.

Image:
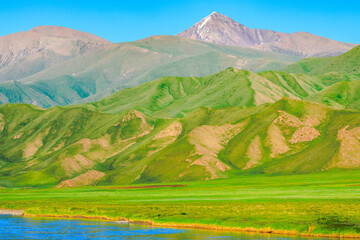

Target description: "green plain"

left=1, top=170, right=360, bottom=236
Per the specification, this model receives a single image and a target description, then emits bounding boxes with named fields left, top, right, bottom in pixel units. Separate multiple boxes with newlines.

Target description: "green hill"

left=281, top=45, right=360, bottom=111
left=77, top=68, right=359, bottom=118
left=2, top=64, right=360, bottom=188
left=0, top=35, right=300, bottom=108
left=283, top=45, right=360, bottom=75
left=1, top=96, right=360, bottom=187
left=307, top=80, right=360, bottom=111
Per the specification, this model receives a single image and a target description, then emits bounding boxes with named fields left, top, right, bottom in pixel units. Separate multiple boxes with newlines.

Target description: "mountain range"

left=1, top=43, right=360, bottom=187
left=178, top=12, right=357, bottom=57
left=0, top=12, right=358, bottom=108
left=0, top=13, right=360, bottom=187
left=0, top=35, right=300, bottom=107
left=0, top=26, right=111, bottom=82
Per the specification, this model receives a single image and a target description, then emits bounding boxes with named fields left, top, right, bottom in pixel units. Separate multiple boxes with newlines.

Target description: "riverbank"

left=18, top=212, right=360, bottom=239
left=0, top=209, right=24, bottom=216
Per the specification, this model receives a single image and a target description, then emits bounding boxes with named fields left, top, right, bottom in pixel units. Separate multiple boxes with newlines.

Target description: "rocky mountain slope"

left=177, top=12, right=357, bottom=57
left=0, top=26, right=111, bottom=82
left=0, top=35, right=300, bottom=107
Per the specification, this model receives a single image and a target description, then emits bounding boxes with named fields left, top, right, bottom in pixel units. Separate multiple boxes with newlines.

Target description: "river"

left=1, top=215, right=327, bottom=239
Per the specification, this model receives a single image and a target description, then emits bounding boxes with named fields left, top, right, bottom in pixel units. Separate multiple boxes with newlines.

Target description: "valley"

left=1, top=9, right=360, bottom=239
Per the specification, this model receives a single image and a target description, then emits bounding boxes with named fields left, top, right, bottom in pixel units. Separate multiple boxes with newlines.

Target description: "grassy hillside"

left=1, top=96, right=360, bottom=187
left=77, top=68, right=360, bottom=118
left=283, top=45, right=360, bottom=75
left=0, top=36, right=300, bottom=108
left=79, top=68, right=298, bottom=118
left=307, top=80, right=360, bottom=111
left=280, top=45, right=360, bottom=111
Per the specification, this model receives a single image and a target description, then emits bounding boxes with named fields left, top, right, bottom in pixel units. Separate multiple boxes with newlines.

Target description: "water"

left=1, top=215, right=326, bottom=240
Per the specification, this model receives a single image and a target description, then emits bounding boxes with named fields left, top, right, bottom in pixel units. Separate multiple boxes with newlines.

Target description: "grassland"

left=1, top=170, right=360, bottom=237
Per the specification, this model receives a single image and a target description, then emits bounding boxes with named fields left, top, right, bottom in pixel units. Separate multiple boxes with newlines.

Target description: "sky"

left=1, top=0, right=359, bottom=44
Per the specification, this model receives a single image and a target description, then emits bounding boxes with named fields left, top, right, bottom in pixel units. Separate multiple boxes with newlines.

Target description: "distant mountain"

left=0, top=26, right=111, bottom=82
left=1, top=97, right=360, bottom=187
left=177, top=12, right=357, bottom=57
left=0, top=35, right=300, bottom=107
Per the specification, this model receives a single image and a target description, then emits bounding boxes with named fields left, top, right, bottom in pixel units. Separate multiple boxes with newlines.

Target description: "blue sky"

left=1, top=0, right=359, bottom=43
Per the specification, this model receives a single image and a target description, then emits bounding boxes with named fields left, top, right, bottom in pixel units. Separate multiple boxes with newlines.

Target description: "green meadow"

left=1, top=170, right=360, bottom=237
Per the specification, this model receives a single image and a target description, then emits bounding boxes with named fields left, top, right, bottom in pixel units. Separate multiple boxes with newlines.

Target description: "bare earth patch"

left=121, top=109, right=147, bottom=125
left=190, top=156, right=230, bottom=179
left=77, top=135, right=111, bottom=152
left=244, top=135, right=262, bottom=169
left=289, top=126, right=320, bottom=144
left=13, top=133, right=24, bottom=139
left=56, top=170, right=105, bottom=188
left=23, top=128, right=50, bottom=159
left=269, top=110, right=322, bottom=157
left=23, top=136, right=43, bottom=159
left=153, top=122, right=182, bottom=140
left=274, top=111, right=302, bottom=128
left=147, top=122, right=182, bottom=157
left=0, top=114, right=4, bottom=133
left=327, top=126, right=360, bottom=169
left=267, top=123, right=290, bottom=158
left=61, top=154, right=95, bottom=176
left=187, top=122, right=246, bottom=179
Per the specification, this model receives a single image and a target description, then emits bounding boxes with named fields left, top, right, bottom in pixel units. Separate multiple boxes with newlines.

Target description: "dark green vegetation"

left=1, top=171, right=360, bottom=236
left=0, top=36, right=300, bottom=108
